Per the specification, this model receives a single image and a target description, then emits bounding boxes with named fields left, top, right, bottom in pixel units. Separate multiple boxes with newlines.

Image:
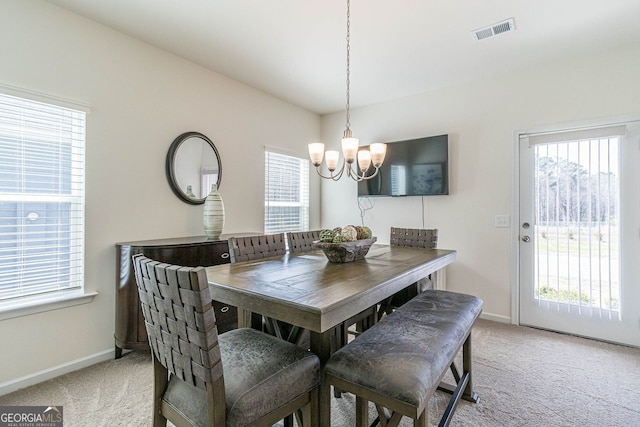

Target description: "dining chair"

left=133, top=254, right=320, bottom=427
left=284, top=230, right=376, bottom=354
left=286, top=230, right=321, bottom=253
left=378, top=227, right=438, bottom=319
left=228, top=233, right=307, bottom=345
left=227, top=233, right=287, bottom=263
left=283, top=230, right=379, bottom=399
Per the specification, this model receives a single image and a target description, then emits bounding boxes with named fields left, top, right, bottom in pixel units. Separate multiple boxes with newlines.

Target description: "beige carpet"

left=1, top=319, right=639, bottom=426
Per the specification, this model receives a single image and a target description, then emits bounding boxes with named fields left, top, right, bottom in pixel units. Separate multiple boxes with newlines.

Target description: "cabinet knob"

left=221, top=252, right=230, bottom=259
left=220, top=306, right=229, bottom=313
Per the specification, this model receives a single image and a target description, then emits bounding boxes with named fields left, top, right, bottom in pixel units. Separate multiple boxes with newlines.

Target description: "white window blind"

left=523, top=125, right=623, bottom=316
left=390, top=164, right=407, bottom=196
left=0, top=92, right=85, bottom=301
left=200, top=167, right=219, bottom=199
left=264, top=149, right=309, bottom=234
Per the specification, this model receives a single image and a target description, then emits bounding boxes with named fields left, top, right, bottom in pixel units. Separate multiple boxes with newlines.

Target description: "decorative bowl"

left=313, top=237, right=377, bottom=263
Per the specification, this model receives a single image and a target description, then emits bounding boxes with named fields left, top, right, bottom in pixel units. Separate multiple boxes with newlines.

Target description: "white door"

left=519, top=120, right=640, bottom=347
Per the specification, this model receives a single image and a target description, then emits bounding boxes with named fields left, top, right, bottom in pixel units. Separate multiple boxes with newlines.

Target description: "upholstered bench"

left=324, top=290, right=483, bottom=427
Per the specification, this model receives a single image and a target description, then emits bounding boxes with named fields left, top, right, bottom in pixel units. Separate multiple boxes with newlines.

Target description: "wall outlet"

left=495, top=215, right=510, bottom=228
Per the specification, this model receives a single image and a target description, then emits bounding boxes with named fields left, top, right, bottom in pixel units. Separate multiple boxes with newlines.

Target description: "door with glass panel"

left=518, top=121, right=640, bottom=346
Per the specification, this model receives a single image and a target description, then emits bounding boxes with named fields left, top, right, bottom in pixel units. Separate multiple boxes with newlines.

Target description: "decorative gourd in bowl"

left=312, top=226, right=376, bottom=263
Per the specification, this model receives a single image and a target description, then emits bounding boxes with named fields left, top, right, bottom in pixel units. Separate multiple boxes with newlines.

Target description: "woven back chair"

left=379, top=227, right=439, bottom=320
left=228, top=233, right=306, bottom=345
left=133, top=254, right=320, bottom=427
left=228, top=233, right=286, bottom=263
left=286, top=230, right=322, bottom=253
left=390, top=227, right=438, bottom=249
left=285, top=229, right=376, bottom=357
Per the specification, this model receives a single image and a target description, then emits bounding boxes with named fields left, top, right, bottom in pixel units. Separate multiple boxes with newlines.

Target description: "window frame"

left=0, top=84, right=95, bottom=320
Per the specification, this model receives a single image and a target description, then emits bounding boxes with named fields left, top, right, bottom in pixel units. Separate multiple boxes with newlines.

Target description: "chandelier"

left=308, top=0, right=387, bottom=182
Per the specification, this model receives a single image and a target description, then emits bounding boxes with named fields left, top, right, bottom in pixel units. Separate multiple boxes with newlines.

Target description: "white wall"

left=0, top=1, right=320, bottom=386
left=320, top=43, right=640, bottom=321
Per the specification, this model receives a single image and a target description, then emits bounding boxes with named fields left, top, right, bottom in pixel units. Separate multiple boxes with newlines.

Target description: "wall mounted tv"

left=357, top=134, right=449, bottom=197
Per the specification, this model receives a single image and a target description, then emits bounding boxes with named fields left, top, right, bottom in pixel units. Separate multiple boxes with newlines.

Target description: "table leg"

left=236, top=307, right=253, bottom=328
left=310, top=331, right=332, bottom=427
left=433, top=267, right=447, bottom=290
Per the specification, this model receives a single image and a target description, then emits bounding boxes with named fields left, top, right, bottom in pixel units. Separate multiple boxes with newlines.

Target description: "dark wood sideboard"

left=115, top=235, right=239, bottom=358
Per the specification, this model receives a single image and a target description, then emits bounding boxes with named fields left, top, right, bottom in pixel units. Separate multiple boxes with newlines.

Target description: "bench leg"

left=437, top=334, right=480, bottom=403
left=431, top=331, right=479, bottom=427
left=415, top=410, right=427, bottom=427
left=355, top=396, right=368, bottom=427
left=296, top=386, right=317, bottom=427
left=462, top=332, right=479, bottom=403
left=438, top=371, right=469, bottom=427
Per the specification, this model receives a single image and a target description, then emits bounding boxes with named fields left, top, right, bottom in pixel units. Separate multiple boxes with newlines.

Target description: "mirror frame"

left=165, top=131, right=222, bottom=205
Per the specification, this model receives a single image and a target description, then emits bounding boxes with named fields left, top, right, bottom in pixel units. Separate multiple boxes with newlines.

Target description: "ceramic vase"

left=185, top=185, right=196, bottom=198
left=203, top=184, right=225, bottom=240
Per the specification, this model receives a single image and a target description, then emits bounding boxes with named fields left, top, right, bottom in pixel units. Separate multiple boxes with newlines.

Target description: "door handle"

left=522, top=236, right=530, bottom=242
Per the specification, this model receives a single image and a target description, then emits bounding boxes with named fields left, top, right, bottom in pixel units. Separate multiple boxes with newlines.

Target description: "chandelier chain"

left=345, top=0, right=351, bottom=132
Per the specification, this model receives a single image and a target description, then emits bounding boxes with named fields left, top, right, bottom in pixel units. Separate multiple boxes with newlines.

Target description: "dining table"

left=205, top=244, right=457, bottom=427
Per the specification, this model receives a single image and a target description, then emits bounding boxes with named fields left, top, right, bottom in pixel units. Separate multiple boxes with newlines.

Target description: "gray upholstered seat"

left=325, top=290, right=482, bottom=426
left=163, top=328, right=319, bottom=426
left=133, top=254, right=320, bottom=427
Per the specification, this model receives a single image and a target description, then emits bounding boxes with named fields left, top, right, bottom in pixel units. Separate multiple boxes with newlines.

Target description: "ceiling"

left=46, top=0, right=640, bottom=115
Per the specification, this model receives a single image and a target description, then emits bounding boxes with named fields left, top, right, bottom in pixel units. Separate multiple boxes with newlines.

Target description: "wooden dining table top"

left=205, top=244, right=457, bottom=334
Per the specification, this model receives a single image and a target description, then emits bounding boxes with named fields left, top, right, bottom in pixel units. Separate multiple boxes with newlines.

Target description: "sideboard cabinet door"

left=115, top=235, right=236, bottom=358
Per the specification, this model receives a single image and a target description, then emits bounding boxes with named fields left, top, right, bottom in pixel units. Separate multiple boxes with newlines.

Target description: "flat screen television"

left=357, top=134, right=449, bottom=197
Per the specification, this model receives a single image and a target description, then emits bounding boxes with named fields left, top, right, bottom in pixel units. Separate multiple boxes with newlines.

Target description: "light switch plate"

left=495, top=215, right=510, bottom=228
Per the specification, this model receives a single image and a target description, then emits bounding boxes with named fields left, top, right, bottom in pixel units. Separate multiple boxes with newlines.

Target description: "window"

left=0, top=91, right=86, bottom=304
left=264, top=149, right=309, bottom=234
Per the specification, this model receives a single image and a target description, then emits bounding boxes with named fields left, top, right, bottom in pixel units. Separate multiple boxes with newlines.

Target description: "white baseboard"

left=0, top=312, right=512, bottom=397
left=0, top=348, right=114, bottom=397
left=480, top=311, right=511, bottom=323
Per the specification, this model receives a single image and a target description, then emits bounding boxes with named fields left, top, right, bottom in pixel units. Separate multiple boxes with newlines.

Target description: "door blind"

left=527, top=129, right=621, bottom=317
left=0, top=92, right=86, bottom=301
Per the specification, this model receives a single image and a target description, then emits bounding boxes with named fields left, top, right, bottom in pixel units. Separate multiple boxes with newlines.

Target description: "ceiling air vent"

left=471, top=18, right=515, bottom=41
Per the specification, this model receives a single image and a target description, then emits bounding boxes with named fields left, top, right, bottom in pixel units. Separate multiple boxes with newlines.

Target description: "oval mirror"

left=166, top=131, right=222, bottom=205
